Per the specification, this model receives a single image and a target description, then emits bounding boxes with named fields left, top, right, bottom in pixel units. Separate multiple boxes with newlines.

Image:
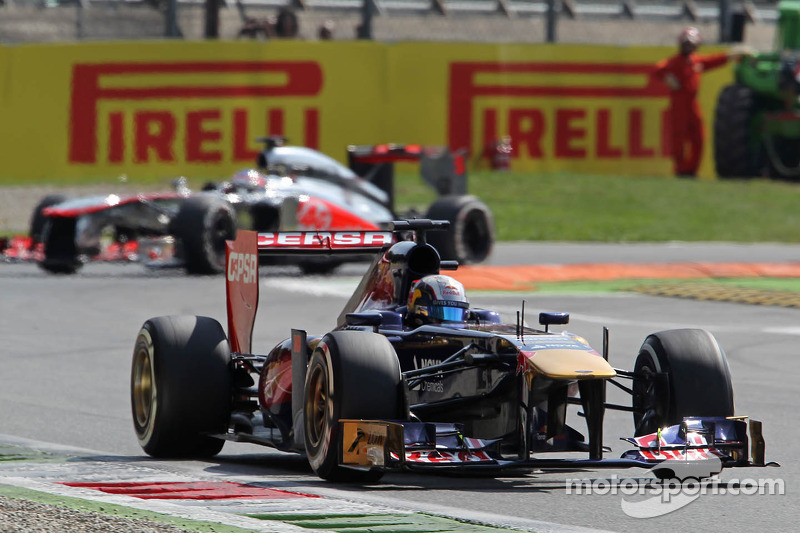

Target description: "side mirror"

left=345, top=312, right=383, bottom=329
left=539, top=312, right=569, bottom=332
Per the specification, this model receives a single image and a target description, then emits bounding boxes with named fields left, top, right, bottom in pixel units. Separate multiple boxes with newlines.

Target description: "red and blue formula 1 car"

left=6, top=140, right=493, bottom=275
left=131, top=220, right=775, bottom=482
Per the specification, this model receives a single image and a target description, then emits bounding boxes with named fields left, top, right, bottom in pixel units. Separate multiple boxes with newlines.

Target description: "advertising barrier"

left=0, top=41, right=733, bottom=182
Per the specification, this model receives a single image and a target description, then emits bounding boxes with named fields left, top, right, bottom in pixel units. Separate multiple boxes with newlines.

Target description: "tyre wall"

left=0, top=41, right=735, bottom=181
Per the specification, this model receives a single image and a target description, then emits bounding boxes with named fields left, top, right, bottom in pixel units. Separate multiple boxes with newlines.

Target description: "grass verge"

left=524, top=277, right=800, bottom=294
left=7, top=170, right=800, bottom=244
left=396, top=171, right=800, bottom=243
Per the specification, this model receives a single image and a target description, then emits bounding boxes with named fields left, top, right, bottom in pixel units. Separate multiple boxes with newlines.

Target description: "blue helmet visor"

left=429, top=302, right=469, bottom=323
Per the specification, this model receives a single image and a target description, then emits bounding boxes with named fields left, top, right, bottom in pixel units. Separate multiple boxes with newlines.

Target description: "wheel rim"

left=305, top=363, right=329, bottom=448
left=632, top=351, right=664, bottom=436
left=132, top=346, right=154, bottom=431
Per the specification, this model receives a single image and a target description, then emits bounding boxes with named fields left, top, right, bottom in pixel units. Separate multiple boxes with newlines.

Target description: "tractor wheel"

left=632, top=329, right=734, bottom=437
left=763, top=134, right=800, bottom=180
left=304, top=331, right=402, bottom=482
left=714, top=84, right=761, bottom=179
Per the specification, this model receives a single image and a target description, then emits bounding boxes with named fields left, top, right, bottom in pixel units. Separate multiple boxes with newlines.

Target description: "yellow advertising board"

left=386, top=42, right=732, bottom=177
left=0, top=40, right=733, bottom=182
left=0, top=41, right=385, bottom=182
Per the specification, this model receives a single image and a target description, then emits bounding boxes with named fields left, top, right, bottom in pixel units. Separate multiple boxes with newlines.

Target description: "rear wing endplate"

left=226, top=230, right=259, bottom=354
left=226, top=221, right=450, bottom=355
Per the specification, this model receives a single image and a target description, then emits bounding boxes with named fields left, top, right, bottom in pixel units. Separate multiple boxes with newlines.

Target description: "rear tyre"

left=425, top=195, right=494, bottom=264
left=131, top=315, right=231, bottom=457
left=304, top=331, right=402, bottom=482
left=714, top=84, right=761, bottom=179
left=171, top=195, right=236, bottom=275
left=632, top=329, right=734, bottom=437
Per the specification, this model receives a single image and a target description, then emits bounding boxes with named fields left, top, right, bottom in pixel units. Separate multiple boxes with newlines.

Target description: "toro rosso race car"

left=130, top=220, right=775, bottom=482
left=5, top=139, right=493, bottom=275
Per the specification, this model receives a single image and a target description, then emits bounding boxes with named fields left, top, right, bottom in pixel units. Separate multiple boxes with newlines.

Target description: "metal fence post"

left=204, top=0, right=220, bottom=38
left=719, top=0, right=732, bottom=42
left=358, top=0, right=374, bottom=39
left=546, top=0, right=558, bottom=43
left=75, top=2, right=84, bottom=40
left=166, top=0, right=181, bottom=37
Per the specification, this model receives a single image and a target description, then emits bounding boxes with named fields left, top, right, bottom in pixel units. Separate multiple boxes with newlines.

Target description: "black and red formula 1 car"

left=6, top=139, right=493, bottom=275
left=130, top=220, right=776, bottom=482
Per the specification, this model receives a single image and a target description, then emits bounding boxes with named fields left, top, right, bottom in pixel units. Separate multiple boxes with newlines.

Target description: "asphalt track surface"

left=1, top=242, right=798, bottom=532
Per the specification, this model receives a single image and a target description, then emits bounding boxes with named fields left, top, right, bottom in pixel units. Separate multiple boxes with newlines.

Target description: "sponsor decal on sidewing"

left=405, top=450, right=494, bottom=464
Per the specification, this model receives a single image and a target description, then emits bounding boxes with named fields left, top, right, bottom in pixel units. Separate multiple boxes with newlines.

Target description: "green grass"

left=396, top=171, right=800, bottom=243
left=516, top=277, right=800, bottom=294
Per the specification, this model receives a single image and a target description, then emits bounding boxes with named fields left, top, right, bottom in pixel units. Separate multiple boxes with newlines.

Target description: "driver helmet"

left=229, top=169, right=268, bottom=192
left=407, top=275, right=469, bottom=325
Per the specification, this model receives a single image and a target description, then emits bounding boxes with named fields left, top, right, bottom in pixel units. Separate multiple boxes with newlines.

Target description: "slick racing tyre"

left=632, top=329, right=734, bottom=437
left=425, top=195, right=495, bottom=265
left=131, top=315, right=231, bottom=457
left=29, top=194, right=66, bottom=247
left=38, top=217, right=82, bottom=274
left=714, top=84, right=761, bottom=179
left=304, top=331, right=402, bottom=482
left=171, top=195, right=236, bottom=275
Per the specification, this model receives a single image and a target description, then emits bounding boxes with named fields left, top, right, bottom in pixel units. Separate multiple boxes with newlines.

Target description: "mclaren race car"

left=7, top=139, right=493, bottom=275
left=130, top=220, right=775, bottom=482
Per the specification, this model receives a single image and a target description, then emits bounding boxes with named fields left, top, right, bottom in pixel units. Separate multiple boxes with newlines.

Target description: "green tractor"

left=714, top=1, right=800, bottom=179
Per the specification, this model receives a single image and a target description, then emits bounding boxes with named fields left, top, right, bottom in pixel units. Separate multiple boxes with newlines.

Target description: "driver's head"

left=407, top=275, right=469, bottom=325
left=230, top=169, right=268, bottom=192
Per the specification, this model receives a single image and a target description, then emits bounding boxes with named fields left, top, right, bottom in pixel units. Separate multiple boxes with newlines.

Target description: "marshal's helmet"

left=407, top=275, right=469, bottom=325
left=678, top=26, right=701, bottom=46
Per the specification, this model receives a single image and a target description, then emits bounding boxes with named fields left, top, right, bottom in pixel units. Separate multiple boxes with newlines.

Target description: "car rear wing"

left=256, top=230, right=395, bottom=256
left=226, top=221, right=451, bottom=354
left=347, top=143, right=427, bottom=164
left=255, top=219, right=450, bottom=257
left=347, top=144, right=467, bottom=213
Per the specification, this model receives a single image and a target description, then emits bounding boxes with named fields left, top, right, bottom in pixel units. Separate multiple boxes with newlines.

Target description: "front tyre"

left=29, top=194, right=67, bottom=246
left=425, top=195, right=495, bottom=264
left=38, top=217, right=82, bottom=274
left=632, top=329, right=734, bottom=437
left=131, top=315, right=231, bottom=457
left=304, top=331, right=402, bottom=482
